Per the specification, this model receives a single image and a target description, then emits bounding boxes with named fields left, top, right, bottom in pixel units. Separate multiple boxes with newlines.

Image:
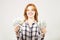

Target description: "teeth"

left=29, top=13, right=33, bottom=15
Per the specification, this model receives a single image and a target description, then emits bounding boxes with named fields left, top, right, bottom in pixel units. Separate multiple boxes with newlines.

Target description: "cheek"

left=26, top=12, right=29, bottom=16
left=32, top=11, right=35, bottom=15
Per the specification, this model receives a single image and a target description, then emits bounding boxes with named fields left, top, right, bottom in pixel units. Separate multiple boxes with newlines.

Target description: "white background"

left=0, top=0, right=60, bottom=40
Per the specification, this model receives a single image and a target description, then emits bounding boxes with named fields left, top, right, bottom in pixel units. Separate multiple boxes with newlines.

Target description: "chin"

left=28, top=15, right=34, bottom=18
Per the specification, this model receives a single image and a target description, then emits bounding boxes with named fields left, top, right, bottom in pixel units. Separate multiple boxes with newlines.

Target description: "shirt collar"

left=25, top=20, right=37, bottom=25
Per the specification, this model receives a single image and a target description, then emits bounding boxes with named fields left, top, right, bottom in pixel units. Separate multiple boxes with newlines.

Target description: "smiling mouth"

left=28, top=12, right=33, bottom=16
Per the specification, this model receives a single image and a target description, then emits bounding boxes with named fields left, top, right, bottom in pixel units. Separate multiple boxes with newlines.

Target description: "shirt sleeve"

left=38, top=21, right=47, bottom=39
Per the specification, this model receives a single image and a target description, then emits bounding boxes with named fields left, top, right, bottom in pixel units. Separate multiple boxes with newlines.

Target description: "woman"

left=14, top=3, right=46, bottom=40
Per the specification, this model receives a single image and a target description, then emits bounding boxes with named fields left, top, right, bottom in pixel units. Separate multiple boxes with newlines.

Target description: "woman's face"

left=26, top=6, right=35, bottom=18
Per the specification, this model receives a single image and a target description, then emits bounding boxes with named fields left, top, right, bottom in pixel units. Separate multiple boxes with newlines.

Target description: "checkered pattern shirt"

left=19, top=21, right=41, bottom=40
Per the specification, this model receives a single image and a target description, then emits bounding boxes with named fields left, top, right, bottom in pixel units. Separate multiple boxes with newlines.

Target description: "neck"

left=28, top=17, right=35, bottom=22
left=27, top=17, right=35, bottom=27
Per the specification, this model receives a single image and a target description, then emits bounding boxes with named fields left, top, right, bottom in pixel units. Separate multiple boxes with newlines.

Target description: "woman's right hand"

left=14, top=26, right=20, bottom=33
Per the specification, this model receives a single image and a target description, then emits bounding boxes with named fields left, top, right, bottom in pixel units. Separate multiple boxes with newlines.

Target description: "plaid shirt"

left=19, top=21, right=41, bottom=40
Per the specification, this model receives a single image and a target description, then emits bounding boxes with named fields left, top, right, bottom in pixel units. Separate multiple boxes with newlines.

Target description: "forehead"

left=27, top=6, right=35, bottom=10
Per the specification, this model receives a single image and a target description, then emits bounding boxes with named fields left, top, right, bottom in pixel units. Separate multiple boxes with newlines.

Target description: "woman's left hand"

left=41, top=27, right=46, bottom=34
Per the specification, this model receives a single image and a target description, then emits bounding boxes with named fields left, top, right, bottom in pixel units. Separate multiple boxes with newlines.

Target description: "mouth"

left=28, top=12, right=33, bottom=16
